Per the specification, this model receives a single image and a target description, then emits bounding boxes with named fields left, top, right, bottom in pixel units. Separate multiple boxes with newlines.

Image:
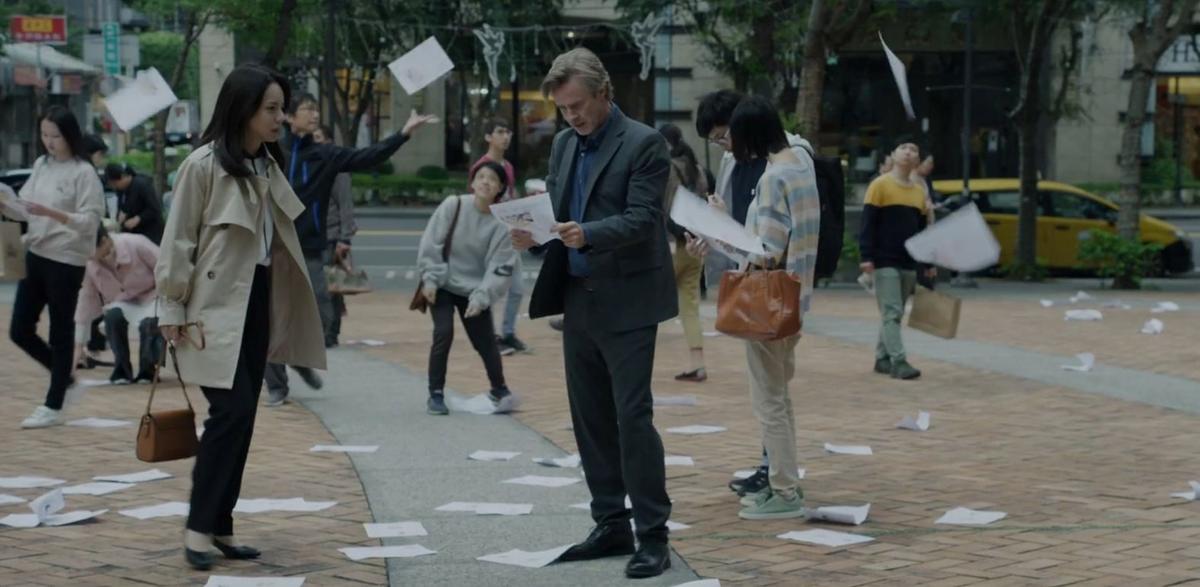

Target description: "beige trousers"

left=744, top=335, right=802, bottom=493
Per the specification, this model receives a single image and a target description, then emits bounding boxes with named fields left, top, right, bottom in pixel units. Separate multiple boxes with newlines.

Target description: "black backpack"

left=801, top=146, right=845, bottom=278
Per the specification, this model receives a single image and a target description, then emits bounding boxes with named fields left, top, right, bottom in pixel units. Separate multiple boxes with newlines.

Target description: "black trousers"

left=9, top=252, right=85, bottom=410
left=187, top=265, right=270, bottom=536
left=562, top=278, right=671, bottom=544
left=427, top=289, right=506, bottom=393
left=104, top=309, right=163, bottom=381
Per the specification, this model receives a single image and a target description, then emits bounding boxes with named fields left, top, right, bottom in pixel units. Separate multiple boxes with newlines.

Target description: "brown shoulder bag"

left=410, top=197, right=463, bottom=313
left=135, top=325, right=205, bottom=463
left=715, top=266, right=803, bottom=342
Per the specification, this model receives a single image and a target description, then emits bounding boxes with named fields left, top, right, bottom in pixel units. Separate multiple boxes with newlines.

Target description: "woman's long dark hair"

left=471, top=160, right=509, bottom=203
left=658, top=123, right=700, bottom=192
left=40, top=106, right=86, bottom=161
left=200, top=64, right=290, bottom=178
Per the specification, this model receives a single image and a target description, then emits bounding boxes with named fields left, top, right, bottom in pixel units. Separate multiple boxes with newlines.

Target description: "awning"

left=2, top=43, right=99, bottom=75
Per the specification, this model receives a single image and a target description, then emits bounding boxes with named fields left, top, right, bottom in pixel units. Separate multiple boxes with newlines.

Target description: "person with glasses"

left=263, top=93, right=437, bottom=407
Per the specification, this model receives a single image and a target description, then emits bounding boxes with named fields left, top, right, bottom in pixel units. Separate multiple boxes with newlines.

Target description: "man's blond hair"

left=541, top=48, right=613, bottom=100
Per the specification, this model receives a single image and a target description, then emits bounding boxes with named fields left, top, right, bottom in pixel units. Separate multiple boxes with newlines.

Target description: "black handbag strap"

left=144, top=323, right=205, bottom=416
left=441, top=197, right=462, bottom=261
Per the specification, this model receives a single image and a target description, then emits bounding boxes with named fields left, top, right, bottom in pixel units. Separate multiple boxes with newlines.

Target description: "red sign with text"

left=9, top=15, right=68, bottom=45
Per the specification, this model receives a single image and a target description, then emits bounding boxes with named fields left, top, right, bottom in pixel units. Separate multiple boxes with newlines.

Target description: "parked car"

left=0, top=168, right=33, bottom=193
left=932, top=178, right=1193, bottom=274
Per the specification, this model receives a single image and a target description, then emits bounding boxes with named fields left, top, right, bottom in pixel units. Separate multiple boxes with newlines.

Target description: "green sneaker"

left=739, top=487, right=771, bottom=507
left=873, top=358, right=892, bottom=374
left=738, top=489, right=805, bottom=520
left=891, top=360, right=922, bottom=380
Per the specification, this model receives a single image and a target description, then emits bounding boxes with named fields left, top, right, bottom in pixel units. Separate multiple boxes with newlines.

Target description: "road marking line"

left=357, top=229, right=425, bottom=236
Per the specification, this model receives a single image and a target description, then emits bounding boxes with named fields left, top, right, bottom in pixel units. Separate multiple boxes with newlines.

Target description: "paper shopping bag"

left=0, top=221, right=25, bottom=280
left=907, top=286, right=960, bottom=339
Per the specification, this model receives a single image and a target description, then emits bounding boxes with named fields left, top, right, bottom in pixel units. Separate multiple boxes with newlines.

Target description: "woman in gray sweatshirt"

left=9, top=106, right=105, bottom=429
left=417, top=160, right=517, bottom=415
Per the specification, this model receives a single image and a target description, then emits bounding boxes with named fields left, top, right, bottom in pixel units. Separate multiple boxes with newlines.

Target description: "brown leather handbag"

left=136, top=326, right=204, bottom=463
left=715, top=267, right=803, bottom=341
left=410, top=197, right=462, bottom=313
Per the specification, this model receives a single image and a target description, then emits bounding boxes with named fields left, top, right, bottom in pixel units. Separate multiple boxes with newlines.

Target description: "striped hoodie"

left=745, top=150, right=821, bottom=315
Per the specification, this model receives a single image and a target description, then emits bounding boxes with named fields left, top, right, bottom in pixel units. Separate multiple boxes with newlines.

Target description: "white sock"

left=214, top=535, right=239, bottom=547
left=184, top=530, right=212, bottom=551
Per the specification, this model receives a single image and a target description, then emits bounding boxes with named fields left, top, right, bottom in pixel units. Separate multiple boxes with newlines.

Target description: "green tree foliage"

left=137, top=31, right=199, bottom=100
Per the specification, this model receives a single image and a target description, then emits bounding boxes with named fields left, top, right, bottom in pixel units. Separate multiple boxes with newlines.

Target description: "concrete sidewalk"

left=290, top=347, right=699, bottom=587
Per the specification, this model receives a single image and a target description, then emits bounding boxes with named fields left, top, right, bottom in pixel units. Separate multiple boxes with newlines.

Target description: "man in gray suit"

left=512, top=48, right=677, bottom=579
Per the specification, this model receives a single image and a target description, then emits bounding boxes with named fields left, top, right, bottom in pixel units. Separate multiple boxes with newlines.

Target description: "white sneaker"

left=21, top=406, right=64, bottom=429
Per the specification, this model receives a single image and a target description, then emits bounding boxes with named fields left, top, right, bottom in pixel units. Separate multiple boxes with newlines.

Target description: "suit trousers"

left=187, top=265, right=270, bottom=536
left=563, top=278, right=671, bottom=543
left=265, top=251, right=329, bottom=393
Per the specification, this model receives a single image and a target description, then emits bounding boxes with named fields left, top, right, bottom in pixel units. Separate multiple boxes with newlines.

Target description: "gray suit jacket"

left=528, top=108, right=678, bottom=333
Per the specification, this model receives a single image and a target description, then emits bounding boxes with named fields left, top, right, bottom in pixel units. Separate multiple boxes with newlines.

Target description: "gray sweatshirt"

left=18, top=155, right=105, bottom=267
left=417, top=194, right=516, bottom=308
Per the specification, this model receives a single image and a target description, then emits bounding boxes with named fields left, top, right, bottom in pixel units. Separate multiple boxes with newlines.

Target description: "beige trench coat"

left=155, top=144, right=326, bottom=390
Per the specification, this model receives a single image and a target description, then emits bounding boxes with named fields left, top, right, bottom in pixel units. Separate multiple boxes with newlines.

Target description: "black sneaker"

left=427, top=392, right=449, bottom=415
left=496, top=338, right=516, bottom=357
left=549, top=318, right=564, bottom=332
left=266, top=388, right=289, bottom=407
left=874, top=358, right=892, bottom=375
left=728, top=467, right=769, bottom=496
left=891, top=360, right=922, bottom=380
left=488, top=387, right=512, bottom=403
left=499, top=335, right=528, bottom=353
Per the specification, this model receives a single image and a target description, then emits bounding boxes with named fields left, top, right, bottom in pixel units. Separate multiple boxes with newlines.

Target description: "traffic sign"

left=9, top=15, right=68, bottom=45
left=102, top=22, right=120, bottom=76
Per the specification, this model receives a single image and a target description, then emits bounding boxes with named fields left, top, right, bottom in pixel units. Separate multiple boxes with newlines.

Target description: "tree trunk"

left=1118, top=67, right=1154, bottom=241
left=152, top=11, right=205, bottom=196
left=796, top=0, right=828, bottom=147
left=322, top=0, right=342, bottom=142
left=262, top=0, right=299, bottom=69
left=1016, top=110, right=1040, bottom=270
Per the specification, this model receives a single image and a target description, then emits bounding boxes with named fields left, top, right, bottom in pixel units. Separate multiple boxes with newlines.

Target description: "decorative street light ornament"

left=630, top=12, right=667, bottom=81
left=473, top=24, right=506, bottom=88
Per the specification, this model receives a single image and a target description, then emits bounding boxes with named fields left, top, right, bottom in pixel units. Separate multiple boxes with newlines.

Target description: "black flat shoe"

left=625, top=542, right=671, bottom=579
left=184, top=547, right=214, bottom=571
left=559, top=523, right=635, bottom=562
left=214, top=541, right=261, bottom=559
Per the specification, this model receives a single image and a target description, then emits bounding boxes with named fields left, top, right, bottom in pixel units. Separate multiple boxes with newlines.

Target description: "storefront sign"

left=9, top=15, right=68, bottom=45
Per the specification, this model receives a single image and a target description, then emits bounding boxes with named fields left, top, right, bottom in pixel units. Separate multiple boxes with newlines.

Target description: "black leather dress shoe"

left=184, top=548, right=214, bottom=571
left=625, top=542, right=671, bottom=579
left=214, top=541, right=262, bottom=559
left=559, top=523, right=635, bottom=562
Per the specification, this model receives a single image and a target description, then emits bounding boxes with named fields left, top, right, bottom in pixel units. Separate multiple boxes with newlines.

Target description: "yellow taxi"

left=931, top=179, right=1193, bottom=274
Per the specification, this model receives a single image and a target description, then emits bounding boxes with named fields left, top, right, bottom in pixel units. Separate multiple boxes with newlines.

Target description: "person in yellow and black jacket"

left=859, top=138, right=936, bottom=381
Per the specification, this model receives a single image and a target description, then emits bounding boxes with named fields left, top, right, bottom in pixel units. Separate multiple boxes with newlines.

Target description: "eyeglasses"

left=708, top=129, right=730, bottom=146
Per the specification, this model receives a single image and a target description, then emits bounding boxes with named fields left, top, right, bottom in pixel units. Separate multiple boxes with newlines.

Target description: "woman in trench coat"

left=155, top=63, right=326, bottom=571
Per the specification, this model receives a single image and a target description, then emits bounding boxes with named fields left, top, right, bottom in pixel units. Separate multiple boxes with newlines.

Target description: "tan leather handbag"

left=135, top=326, right=204, bottom=463
left=715, top=268, right=803, bottom=341
left=326, top=253, right=373, bottom=295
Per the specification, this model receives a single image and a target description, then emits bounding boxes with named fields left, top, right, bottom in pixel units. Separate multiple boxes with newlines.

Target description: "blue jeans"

left=501, top=267, right=525, bottom=338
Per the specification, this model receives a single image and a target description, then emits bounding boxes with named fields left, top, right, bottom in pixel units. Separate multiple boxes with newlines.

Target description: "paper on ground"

left=1040, top=299, right=1054, bottom=308
left=702, top=331, right=721, bottom=337
left=234, top=498, right=336, bottom=514
left=572, top=496, right=632, bottom=511
left=0, top=494, right=26, bottom=506
left=0, top=183, right=29, bottom=221
left=808, top=504, right=870, bottom=526
left=778, top=529, right=874, bottom=547
left=388, top=36, right=454, bottom=94
left=1141, top=319, right=1164, bottom=335
left=936, top=506, right=1007, bottom=525
left=1170, top=481, right=1200, bottom=500
left=666, top=425, right=726, bottom=435
left=104, top=68, right=179, bottom=131
left=30, top=489, right=64, bottom=519
left=204, top=577, right=306, bottom=587
left=533, top=454, right=581, bottom=468
left=0, top=476, right=65, bottom=489
left=654, top=395, right=698, bottom=406
left=1061, top=352, right=1095, bottom=372
left=671, top=581, right=721, bottom=587
left=444, top=391, right=520, bottom=415
left=880, top=33, right=916, bottom=120
left=310, top=445, right=379, bottom=453
left=1069, top=291, right=1093, bottom=303
left=1152, top=301, right=1180, bottom=313
left=339, top=544, right=436, bottom=561
left=502, top=475, right=581, bottom=488
left=669, top=185, right=765, bottom=256
left=66, top=417, right=133, bottom=428
left=897, top=411, right=931, bottom=431
left=95, top=469, right=172, bottom=483
left=476, top=544, right=572, bottom=568
left=665, top=456, right=695, bottom=466
left=119, top=501, right=190, bottom=520
left=364, top=521, right=427, bottom=538
left=1065, top=309, right=1103, bottom=321
left=1103, top=300, right=1132, bottom=310
left=469, top=450, right=521, bottom=461
left=62, top=482, right=134, bottom=496
left=903, top=204, right=999, bottom=271
left=344, top=339, right=387, bottom=347
left=825, top=443, right=873, bottom=456
left=490, top=193, right=560, bottom=244
left=734, top=468, right=805, bottom=480
left=435, top=501, right=533, bottom=516
left=2, top=510, right=106, bottom=528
